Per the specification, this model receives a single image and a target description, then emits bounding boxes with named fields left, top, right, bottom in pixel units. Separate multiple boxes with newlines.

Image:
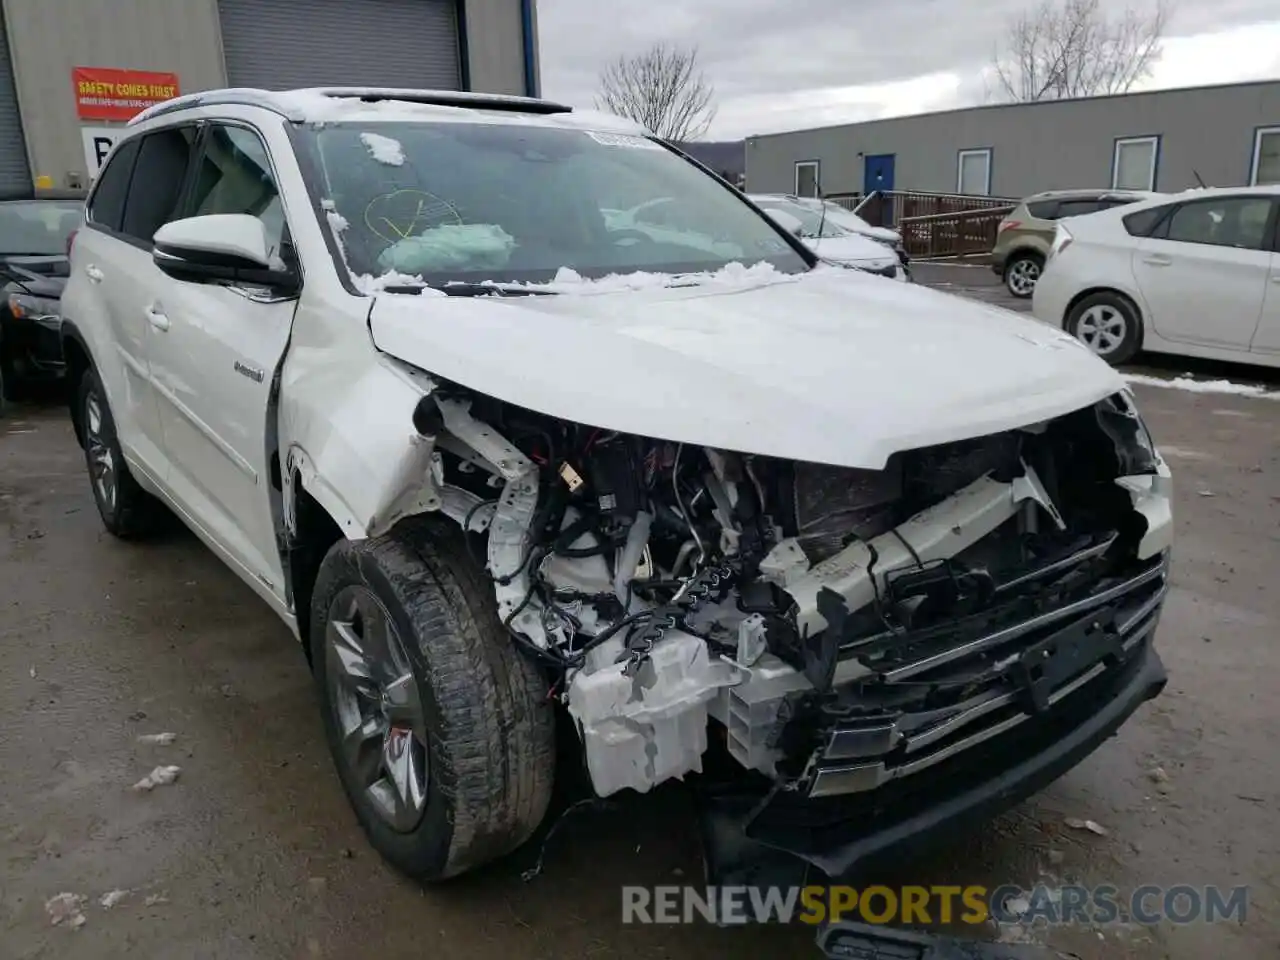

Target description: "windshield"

left=753, top=198, right=853, bottom=240
left=299, top=122, right=809, bottom=287
left=0, top=200, right=83, bottom=256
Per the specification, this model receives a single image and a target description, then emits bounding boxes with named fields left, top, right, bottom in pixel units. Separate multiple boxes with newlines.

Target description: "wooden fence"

left=825, top=190, right=1018, bottom=259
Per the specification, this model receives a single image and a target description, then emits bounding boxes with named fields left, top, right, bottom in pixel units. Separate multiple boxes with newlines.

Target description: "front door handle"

left=85, top=264, right=104, bottom=282
left=1141, top=255, right=1172, bottom=267
left=145, top=305, right=170, bottom=331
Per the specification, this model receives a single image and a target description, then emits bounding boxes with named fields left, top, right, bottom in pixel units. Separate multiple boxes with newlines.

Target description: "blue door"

left=863, top=154, right=896, bottom=195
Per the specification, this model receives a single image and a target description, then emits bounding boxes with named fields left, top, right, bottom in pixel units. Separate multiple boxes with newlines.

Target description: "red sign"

left=73, top=66, right=180, bottom=121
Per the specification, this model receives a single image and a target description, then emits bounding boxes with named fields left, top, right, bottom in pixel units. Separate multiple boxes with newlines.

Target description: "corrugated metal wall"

left=217, top=0, right=461, bottom=90
left=0, top=11, right=32, bottom=191
left=746, top=81, right=1280, bottom=199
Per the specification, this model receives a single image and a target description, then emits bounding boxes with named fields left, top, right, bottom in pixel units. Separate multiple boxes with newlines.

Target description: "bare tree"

left=595, top=43, right=716, bottom=142
left=990, top=0, right=1171, bottom=102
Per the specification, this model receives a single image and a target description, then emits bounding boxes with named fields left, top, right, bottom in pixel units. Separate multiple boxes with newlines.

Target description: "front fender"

left=280, top=352, right=440, bottom=541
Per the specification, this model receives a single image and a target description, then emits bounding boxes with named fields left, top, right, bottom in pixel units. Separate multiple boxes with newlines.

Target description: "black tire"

left=310, top=515, right=555, bottom=881
left=76, top=368, right=167, bottom=538
left=1065, top=291, right=1142, bottom=366
left=1003, top=252, right=1044, bottom=299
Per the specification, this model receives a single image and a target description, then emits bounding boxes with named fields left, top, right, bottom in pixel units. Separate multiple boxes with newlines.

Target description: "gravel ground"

left=2, top=274, right=1277, bottom=959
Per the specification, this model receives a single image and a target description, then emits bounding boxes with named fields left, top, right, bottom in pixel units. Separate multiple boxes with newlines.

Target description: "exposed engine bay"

left=412, top=385, right=1171, bottom=806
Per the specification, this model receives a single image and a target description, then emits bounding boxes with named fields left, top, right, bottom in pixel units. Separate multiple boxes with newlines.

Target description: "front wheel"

left=310, top=515, right=556, bottom=881
left=1066, top=292, right=1142, bottom=366
left=1004, top=253, right=1043, bottom=298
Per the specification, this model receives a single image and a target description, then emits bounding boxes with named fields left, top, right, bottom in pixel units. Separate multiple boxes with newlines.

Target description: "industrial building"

left=745, top=80, right=1280, bottom=201
left=0, top=0, right=539, bottom=192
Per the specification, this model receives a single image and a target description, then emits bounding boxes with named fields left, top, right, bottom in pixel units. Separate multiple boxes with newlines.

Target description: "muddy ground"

left=2, top=274, right=1278, bottom=959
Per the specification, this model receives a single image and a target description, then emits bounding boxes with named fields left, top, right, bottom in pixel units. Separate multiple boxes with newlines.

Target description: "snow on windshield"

left=303, top=121, right=809, bottom=290
left=359, top=132, right=406, bottom=166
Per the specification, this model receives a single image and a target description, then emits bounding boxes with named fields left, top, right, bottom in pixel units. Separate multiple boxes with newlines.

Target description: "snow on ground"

left=1124, top=373, right=1280, bottom=400
left=359, top=132, right=406, bottom=166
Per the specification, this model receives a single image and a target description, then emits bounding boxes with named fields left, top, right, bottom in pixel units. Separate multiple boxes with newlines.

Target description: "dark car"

left=0, top=191, right=85, bottom=408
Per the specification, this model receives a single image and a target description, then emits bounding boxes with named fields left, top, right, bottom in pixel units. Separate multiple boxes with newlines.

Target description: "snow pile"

left=377, top=223, right=516, bottom=274
left=359, top=131, right=406, bottom=166
left=514, top=260, right=794, bottom=296
left=137, top=732, right=177, bottom=745
left=1124, top=373, right=1279, bottom=400
left=353, top=269, right=445, bottom=296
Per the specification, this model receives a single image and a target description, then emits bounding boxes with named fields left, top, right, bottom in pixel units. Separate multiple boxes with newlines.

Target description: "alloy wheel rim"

left=325, top=585, right=429, bottom=833
left=1076, top=305, right=1128, bottom=356
left=1008, top=259, right=1040, bottom=295
left=84, top=391, right=116, bottom=513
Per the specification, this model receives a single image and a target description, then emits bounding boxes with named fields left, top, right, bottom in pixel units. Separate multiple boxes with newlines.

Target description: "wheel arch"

left=60, top=321, right=94, bottom=448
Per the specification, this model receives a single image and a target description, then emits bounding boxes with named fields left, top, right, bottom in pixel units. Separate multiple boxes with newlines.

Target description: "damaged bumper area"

left=408, top=384, right=1172, bottom=873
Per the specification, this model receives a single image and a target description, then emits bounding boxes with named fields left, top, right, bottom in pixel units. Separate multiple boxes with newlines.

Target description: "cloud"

left=537, top=0, right=1280, bottom=139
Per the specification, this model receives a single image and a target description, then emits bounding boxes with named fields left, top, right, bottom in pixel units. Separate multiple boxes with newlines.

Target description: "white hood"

left=808, top=233, right=898, bottom=267
left=369, top=267, right=1124, bottom=470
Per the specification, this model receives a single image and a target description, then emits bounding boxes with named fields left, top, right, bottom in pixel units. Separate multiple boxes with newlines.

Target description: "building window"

left=956, top=148, right=992, bottom=196
left=794, top=160, right=820, bottom=198
left=1112, top=136, right=1159, bottom=191
left=1251, top=127, right=1280, bottom=186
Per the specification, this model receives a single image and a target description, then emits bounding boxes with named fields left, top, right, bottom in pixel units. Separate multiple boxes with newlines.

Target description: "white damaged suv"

left=60, top=87, right=1173, bottom=883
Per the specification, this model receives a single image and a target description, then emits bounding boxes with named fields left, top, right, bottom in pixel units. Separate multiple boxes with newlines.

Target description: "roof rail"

left=128, top=86, right=574, bottom=127
left=303, top=87, right=574, bottom=114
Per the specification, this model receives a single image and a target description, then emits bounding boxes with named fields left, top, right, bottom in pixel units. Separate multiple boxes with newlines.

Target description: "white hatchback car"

left=61, top=87, right=1173, bottom=884
left=1032, top=186, right=1280, bottom=367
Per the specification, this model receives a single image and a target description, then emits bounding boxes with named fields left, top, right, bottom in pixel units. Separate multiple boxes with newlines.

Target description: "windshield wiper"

left=382, top=281, right=557, bottom=297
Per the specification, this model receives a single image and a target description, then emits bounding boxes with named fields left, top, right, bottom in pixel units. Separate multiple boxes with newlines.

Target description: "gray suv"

left=992, top=188, right=1157, bottom=298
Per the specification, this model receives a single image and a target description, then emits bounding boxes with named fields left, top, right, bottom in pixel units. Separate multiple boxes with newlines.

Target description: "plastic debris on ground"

left=45, top=892, right=87, bottom=927
left=99, top=889, right=128, bottom=909
left=1063, top=816, right=1108, bottom=836
left=137, top=732, right=177, bottom=745
left=131, top=765, right=181, bottom=791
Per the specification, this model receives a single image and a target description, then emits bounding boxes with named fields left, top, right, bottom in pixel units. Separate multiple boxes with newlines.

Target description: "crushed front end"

left=414, top=385, right=1171, bottom=878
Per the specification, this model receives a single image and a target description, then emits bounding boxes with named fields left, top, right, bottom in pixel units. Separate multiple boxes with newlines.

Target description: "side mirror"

left=153, top=214, right=298, bottom=293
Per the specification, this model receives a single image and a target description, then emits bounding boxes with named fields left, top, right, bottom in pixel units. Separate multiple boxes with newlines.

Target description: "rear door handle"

left=144, top=304, right=170, bottom=331
left=85, top=264, right=104, bottom=282
left=1142, top=255, right=1172, bottom=267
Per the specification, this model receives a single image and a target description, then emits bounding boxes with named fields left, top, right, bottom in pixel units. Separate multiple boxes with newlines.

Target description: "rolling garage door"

left=0, top=12, right=32, bottom=192
left=217, top=0, right=461, bottom=91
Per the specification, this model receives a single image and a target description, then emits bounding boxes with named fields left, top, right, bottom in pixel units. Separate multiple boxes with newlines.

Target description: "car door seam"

left=151, top=377, right=260, bottom=483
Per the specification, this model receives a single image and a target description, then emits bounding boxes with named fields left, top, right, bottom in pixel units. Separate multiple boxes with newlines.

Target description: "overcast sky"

left=537, top=0, right=1280, bottom=140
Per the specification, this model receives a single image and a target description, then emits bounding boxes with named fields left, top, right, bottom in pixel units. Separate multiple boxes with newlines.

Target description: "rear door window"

left=119, top=126, right=198, bottom=246
left=1163, top=196, right=1275, bottom=251
left=86, top=138, right=140, bottom=233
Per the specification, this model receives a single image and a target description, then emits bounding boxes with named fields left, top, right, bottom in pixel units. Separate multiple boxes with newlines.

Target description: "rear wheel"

left=77, top=369, right=167, bottom=538
left=310, top=515, right=556, bottom=881
left=1066, top=292, right=1142, bottom=366
left=1004, top=252, right=1043, bottom=298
